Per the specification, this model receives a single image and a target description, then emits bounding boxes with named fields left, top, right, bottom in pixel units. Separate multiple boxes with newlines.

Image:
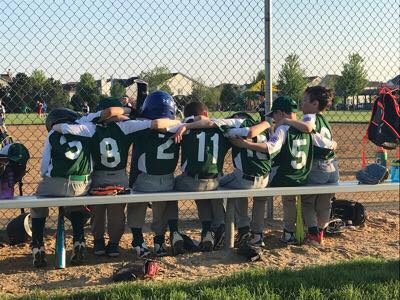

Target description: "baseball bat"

left=55, top=207, right=66, bottom=269
left=295, top=195, right=305, bottom=244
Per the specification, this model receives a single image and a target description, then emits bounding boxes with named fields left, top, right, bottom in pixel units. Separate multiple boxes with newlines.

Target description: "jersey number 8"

left=100, top=138, right=121, bottom=168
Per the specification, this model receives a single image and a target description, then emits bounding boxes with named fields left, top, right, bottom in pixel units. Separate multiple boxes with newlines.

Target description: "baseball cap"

left=96, top=97, right=123, bottom=111
left=7, top=143, right=30, bottom=164
left=266, top=96, right=298, bottom=116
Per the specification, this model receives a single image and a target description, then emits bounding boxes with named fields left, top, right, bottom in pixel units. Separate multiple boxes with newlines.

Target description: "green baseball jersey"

left=226, top=119, right=272, bottom=176
left=304, top=113, right=335, bottom=160
left=268, top=125, right=313, bottom=187
left=41, top=130, right=92, bottom=178
left=132, top=129, right=180, bottom=175
left=58, top=120, right=152, bottom=172
left=180, top=127, right=231, bottom=175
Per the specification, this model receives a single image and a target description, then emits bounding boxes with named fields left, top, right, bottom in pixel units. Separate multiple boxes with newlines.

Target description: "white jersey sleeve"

left=59, top=123, right=96, bottom=138
left=225, top=127, right=250, bottom=138
left=117, top=120, right=152, bottom=135
left=40, top=133, right=52, bottom=176
left=211, top=118, right=245, bottom=128
left=265, top=125, right=288, bottom=156
left=0, top=144, right=11, bottom=156
left=312, top=132, right=336, bottom=149
left=303, top=114, right=317, bottom=130
left=76, top=111, right=101, bottom=124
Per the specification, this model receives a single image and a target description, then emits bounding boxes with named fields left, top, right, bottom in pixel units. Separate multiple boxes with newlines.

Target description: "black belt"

left=242, top=174, right=268, bottom=181
left=187, top=173, right=219, bottom=179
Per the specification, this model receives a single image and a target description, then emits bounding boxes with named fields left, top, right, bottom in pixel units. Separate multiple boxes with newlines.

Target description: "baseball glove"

left=112, top=259, right=159, bottom=282
left=181, top=233, right=198, bottom=252
left=90, top=185, right=130, bottom=196
left=356, top=163, right=389, bottom=184
left=237, top=243, right=262, bottom=262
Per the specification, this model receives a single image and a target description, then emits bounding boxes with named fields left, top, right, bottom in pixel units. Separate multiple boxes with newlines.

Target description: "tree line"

left=0, top=53, right=369, bottom=113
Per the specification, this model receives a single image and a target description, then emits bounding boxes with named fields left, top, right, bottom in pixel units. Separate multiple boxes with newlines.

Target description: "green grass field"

left=5, top=110, right=370, bottom=126
left=209, top=110, right=371, bottom=123
left=13, top=258, right=399, bottom=300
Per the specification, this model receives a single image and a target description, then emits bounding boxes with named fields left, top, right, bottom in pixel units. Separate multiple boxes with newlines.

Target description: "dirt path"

left=0, top=210, right=398, bottom=297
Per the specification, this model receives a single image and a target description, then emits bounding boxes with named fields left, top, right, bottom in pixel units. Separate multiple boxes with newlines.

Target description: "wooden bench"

left=0, top=181, right=398, bottom=248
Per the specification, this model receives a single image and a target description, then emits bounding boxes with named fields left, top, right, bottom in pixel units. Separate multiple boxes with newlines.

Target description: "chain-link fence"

left=0, top=0, right=399, bottom=231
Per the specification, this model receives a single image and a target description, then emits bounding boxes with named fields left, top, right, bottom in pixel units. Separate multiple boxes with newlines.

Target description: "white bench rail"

left=0, top=181, right=397, bottom=209
left=0, top=180, right=397, bottom=249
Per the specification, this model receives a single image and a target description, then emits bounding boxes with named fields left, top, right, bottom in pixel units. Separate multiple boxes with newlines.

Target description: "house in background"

left=387, top=75, right=400, bottom=89
left=0, top=70, right=12, bottom=88
left=62, top=76, right=140, bottom=100
left=162, top=72, right=197, bottom=96
left=305, top=76, right=322, bottom=87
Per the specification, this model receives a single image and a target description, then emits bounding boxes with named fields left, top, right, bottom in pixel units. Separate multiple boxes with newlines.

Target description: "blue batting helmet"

left=140, top=91, right=177, bottom=120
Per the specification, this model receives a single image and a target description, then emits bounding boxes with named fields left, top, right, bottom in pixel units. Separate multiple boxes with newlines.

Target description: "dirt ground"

left=0, top=210, right=399, bottom=296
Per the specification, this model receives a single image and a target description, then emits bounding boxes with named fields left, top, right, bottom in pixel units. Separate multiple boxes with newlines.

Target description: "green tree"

left=276, top=54, right=307, bottom=102
left=44, top=78, right=69, bottom=110
left=335, top=53, right=368, bottom=106
left=219, top=84, right=245, bottom=110
left=7, top=73, right=35, bottom=112
left=191, top=82, right=221, bottom=110
left=255, top=70, right=265, bottom=83
left=71, top=73, right=100, bottom=111
left=110, top=82, right=125, bottom=98
left=31, top=70, right=47, bottom=87
left=140, top=67, right=172, bottom=93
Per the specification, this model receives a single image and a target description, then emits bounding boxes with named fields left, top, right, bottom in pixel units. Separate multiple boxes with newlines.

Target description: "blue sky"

left=0, top=0, right=398, bottom=85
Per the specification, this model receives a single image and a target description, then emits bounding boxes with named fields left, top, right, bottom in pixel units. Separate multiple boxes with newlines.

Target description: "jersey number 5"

left=60, top=136, right=82, bottom=160
left=291, top=139, right=307, bottom=170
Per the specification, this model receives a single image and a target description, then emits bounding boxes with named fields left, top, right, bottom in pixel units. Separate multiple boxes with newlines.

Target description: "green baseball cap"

left=7, top=143, right=30, bottom=164
left=96, top=97, right=123, bottom=111
left=266, top=96, right=298, bottom=116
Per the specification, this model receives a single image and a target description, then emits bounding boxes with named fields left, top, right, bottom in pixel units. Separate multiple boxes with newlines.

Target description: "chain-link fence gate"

left=0, top=0, right=398, bottom=231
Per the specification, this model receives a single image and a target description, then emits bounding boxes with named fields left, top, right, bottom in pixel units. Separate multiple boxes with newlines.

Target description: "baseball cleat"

left=306, top=232, right=324, bottom=248
left=248, top=233, right=265, bottom=247
left=154, top=243, right=168, bottom=257
left=280, top=229, right=296, bottom=245
left=93, top=238, right=106, bottom=256
left=133, top=242, right=151, bottom=258
left=170, top=231, right=184, bottom=256
left=32, top=246, right=47, bottom=268
left=70, top=241, right=86, bottom=265
left=199, top=231, right=214, bottom=252
left=106, top=242, right=120, bottom=257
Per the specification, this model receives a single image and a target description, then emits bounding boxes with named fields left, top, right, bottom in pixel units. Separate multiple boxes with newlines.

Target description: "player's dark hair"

left=305, top=86, right=334, bottom=111
left=184, top=101, right=208, bottom=117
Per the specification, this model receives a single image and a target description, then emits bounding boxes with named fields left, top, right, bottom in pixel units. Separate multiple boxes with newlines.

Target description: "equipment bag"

left=366, top=88, right=400, bottom=150
left=331, top=198, right=366, bottom=226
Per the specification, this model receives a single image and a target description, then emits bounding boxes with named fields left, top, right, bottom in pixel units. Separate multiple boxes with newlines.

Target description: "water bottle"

left=375, top=147, right=387, bottom=167
left=390, top=159, right=400, bottom=182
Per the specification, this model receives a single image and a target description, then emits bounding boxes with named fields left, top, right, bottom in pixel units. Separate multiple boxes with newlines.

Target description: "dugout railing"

left=0, top=180, right=397, bottom=249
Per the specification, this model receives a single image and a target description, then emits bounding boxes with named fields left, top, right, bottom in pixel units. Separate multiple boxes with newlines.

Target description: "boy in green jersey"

left=173, top=113, right=272, bottom=248
left=127, top=91, right=185, bottom=257
left=53, top=96, right=180, bottom=258
left=219, top=112, right=272, bottom=247
left=275, top=87, right=339, bottom=246
left=174, top=102, right=247, bottom=251
left=31, top=108, right=114, bottom=268
left=230, top=96, right=336, bottom=244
